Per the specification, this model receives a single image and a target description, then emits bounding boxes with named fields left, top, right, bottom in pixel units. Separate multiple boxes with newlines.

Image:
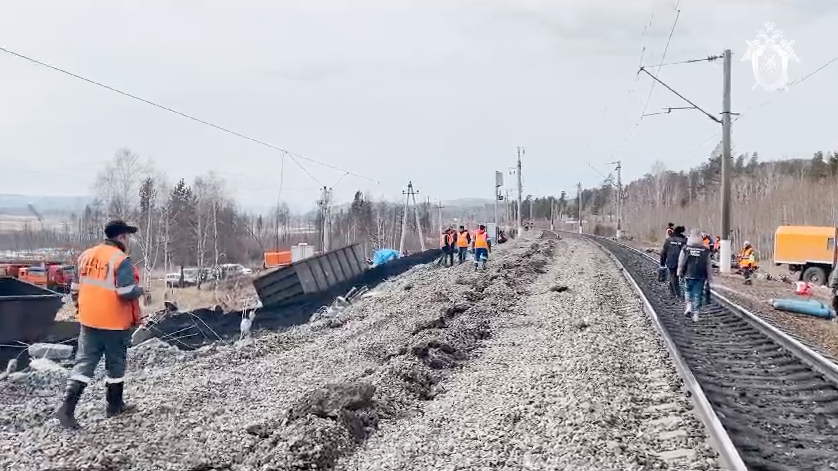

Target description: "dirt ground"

left=625, top=238, right=838, bottom=362
left=55, top=276, right=258, bottom=321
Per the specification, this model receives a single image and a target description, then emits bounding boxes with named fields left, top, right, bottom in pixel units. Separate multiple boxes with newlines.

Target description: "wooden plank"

left=334, top=250, right=351, bottom=279
left=294, top=261, right=319, bottom=293
left=309, top=257, right=330, bottom=293
left=348, top=245, right=366, bottom=275
left=325, top=252, right=347, bottom=282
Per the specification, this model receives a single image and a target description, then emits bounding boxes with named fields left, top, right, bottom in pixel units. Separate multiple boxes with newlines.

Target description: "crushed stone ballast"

left=589, top=235, right=838, bottom=471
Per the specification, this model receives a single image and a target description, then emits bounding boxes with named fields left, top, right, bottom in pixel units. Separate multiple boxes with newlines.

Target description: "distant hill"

left=0, top=193, right=92, bottom=215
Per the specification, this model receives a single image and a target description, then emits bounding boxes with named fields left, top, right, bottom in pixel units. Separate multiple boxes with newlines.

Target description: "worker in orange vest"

left=701, top=233, right=713, bottom=251
left=456, top=225, right=471, bottom=264
left=472, top=225, right=491, bottom=270
left=437, top=228, right=455, bottom=267
left=57, top=220, right=144, bottom=428
left=739, top=241, right=756, bottom=285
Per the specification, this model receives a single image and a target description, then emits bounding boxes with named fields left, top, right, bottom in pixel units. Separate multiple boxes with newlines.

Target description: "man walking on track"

left=677, top=228, right=713, bottom=322
left=437, top=228, right=455, bottom=267
left=660, top=225, right=686, bottom=299
left=456, top=225, right=471, bottom=264
left=473, top=225, right=491, bottom=270
left=56, top=220, right=145, bottom=428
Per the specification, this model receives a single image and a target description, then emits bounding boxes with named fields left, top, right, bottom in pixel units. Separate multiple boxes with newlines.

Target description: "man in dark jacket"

left=678, top=229, right=713, bottom=322
left=660, top=225, right=687, bottom=299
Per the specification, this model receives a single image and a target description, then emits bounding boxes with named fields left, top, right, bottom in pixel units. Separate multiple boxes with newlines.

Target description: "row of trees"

left=576, top=146, right=838, bottom=257
left=2, top=149, right=503, bottom=280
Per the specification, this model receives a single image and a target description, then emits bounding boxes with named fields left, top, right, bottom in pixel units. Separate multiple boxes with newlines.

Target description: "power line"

left=675, top=53, right=838, bottom=162
left=0, top=46, right=379, bottom=185
left=642, top=106, right=697, bottom=117
left=611, top=4, right=681, bottom=155
left=638, top=67, right=721, bottom=123
left=638, top=1, right=682, bottom=119
left=643, top=55, right=723, bottom=69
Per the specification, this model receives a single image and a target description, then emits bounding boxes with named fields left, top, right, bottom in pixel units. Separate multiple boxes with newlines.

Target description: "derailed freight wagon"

left=253, top=244, right=368, bottom=307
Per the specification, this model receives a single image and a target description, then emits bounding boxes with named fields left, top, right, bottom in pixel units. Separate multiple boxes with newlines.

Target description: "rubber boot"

left=105, top=383, right=136, bottom=418
left=56, top=380, right=86, bottom=428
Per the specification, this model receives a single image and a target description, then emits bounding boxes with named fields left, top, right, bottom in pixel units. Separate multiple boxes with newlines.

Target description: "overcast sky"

left=1, top=0, right=836, bottom=212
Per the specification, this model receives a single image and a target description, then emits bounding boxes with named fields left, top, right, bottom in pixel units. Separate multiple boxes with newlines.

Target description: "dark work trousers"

left=437, top=247, right=454, bottom=267
left=742, top=267, right=754, bottom=282
left=668, top=268, right=682, bottom=299
left=457, top=247, right=468, bottom=264
left=68, top=325, right=131, bottom=385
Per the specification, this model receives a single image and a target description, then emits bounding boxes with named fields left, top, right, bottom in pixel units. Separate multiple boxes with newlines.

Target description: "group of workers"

left=438, top=225, right=492, bottom=269
left=661, top=223, right=759, bottom=322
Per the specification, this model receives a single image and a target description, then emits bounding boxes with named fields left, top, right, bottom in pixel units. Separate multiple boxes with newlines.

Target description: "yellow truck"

left=773, top=225, right=837, bottom=284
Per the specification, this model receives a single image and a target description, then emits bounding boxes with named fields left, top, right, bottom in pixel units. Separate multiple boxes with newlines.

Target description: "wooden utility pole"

left=719, top=49, right=733, bottom=273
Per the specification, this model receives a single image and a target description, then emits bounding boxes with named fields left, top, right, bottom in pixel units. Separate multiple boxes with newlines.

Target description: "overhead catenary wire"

left=643, top=55, right=724, bottom=68
left=638, top=67, right=721, bottom=123
left=675, top=53, right=838, bottom=161
left=611, top=3, right=682, bottom=156
left=0, top=46, right=379, bottom=185
left=637, top=1, right=682, bottom=120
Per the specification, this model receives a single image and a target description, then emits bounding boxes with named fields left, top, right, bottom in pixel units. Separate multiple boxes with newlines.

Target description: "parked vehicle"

left=164, top=271, right=198, bottom=288
left=774, top=225, right=837, bottom=284
left=17, top=264, right=75, bottom=292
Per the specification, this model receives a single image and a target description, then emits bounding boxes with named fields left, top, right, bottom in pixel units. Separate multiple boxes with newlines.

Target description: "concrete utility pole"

left=318, top=186, right=332, bottom=252
left=412, top=189, right=426, bottom=251
left=550, top=198, right=555, bottom=231
left=505, top=189, right=511, bottom=224
left=495, top=171, right=503, bottom=240
left=398, top=183, right=412, bottom=254
left=606, top=160, right=623, bottom=239
left=436, top=201, right=444, bottom=236
left=528, top=195, right=533, bottom=221
left=516, top=147, right=524, bottom=236
left=719, top=49, right=733, bottom=273
left=577, top=182, right=583, bottom=235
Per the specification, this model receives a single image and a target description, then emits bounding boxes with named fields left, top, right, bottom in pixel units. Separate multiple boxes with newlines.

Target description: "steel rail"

left=579, top=233, right=747, bottom=471
left=601, top=234, right=838, bottom=385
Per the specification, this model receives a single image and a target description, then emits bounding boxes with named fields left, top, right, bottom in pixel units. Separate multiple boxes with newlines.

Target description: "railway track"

left=584, top=235, right=838, bottom=471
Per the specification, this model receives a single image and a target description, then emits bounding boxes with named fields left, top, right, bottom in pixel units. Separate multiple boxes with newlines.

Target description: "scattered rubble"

left=27, top=343, right=74, bottom=361
left=0, top=236, right=717, bottom=470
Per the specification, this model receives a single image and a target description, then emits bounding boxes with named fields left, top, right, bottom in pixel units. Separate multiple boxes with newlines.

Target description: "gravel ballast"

left=338, top=237, right=718, bottom=471
left=0, top=235, right=717, bottom=470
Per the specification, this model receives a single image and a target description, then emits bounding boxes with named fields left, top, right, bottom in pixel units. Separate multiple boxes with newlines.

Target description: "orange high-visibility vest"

left=77, top=243, right=139, bottom=330
left=474, top=231, right=489, bottom=249
left=457, top=231, right=470, bottom=248
left=702, top=236, right=711, bottom=249
left=440, top=233, right=453, bottom=247
left=739, top=247, right=755, bottom=268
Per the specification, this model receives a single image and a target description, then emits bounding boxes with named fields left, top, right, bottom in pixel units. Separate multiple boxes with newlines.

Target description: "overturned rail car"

left=253, top=244, right=368, bottom=308
left=0, top=277, right=65, bottom=371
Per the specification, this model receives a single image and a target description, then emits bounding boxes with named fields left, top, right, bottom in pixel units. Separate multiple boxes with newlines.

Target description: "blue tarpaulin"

left=372, top=249, right=401, bottom=267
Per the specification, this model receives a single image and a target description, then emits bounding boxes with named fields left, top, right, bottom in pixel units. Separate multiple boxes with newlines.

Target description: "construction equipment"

left=17, top=264, right=75, bottom=292
left=773, top=225, right=837, bottom=285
